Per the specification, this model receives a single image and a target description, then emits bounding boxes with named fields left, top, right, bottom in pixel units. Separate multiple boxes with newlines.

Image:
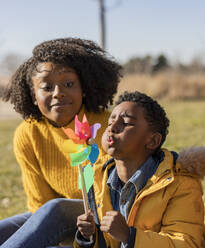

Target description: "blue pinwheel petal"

left=83, top=147, right=89, bottom=154
left=88, top=143, right=99, bottom=164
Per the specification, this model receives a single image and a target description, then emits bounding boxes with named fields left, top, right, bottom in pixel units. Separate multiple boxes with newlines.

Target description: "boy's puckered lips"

left=107, top=136, right=115, bottom=146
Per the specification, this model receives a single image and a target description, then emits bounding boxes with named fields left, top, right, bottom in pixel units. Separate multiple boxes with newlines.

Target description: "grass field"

left=0, top=119, right=27, bottom=218
left=0, top=100, right=205, bottom=219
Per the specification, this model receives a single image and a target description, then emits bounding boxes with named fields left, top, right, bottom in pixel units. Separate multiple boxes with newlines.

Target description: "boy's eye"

left=108, top=118, right=115, bottom=126
left=64, top=81, right=74, bottom=88
left=123, top=122, right=129, bottom=126
left=123, top=121, right=135, bottom=126
left=107, top=121, right=133, bottom=126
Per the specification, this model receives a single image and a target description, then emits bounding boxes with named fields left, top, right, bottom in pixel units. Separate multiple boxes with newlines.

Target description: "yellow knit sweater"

left=14, top=106, right=110, bottom=212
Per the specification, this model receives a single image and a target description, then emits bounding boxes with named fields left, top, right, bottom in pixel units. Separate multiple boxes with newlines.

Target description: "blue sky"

left=1, top=0, right=205, bottom=64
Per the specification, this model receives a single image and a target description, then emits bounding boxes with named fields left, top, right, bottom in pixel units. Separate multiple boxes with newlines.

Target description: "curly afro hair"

left=116, top=91, right=170, bottom=150
left=3, top=38, right=122, bottom=121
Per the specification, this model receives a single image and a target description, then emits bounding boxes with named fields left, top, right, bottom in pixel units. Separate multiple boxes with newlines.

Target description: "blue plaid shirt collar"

left=107, top=155, right=159, bottom=220
left=107, top=155, right=157, bottom=193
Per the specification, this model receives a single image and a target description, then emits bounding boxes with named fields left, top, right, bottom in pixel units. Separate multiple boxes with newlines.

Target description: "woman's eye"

left=41, top=85, right=52, bottom=91
left=64, top=81, right=74, bottom=88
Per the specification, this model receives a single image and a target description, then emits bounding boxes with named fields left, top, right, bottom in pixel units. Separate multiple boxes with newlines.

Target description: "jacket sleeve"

left=134, top=176, right=204, bottom=248
left=73, top=230, right=96, bottom=248
left=14, top=124, right=60, bottom=212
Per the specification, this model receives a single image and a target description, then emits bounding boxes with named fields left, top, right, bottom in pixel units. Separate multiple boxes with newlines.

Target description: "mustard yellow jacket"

left=74, top=148, right=204, bottom=248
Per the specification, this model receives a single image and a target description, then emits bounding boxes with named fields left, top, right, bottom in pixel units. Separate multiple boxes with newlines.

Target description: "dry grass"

left=0, top=76, right=9, bottom=97
left=0, top=76, right=9, bottom=98
left=116, top=72, right=205, bottom=101
left=1, top=72, right=205, bottom=101
left=0, top=75, right=10, bottom=86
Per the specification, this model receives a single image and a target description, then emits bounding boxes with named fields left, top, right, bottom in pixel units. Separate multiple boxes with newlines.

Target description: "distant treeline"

left=0, top=52, right=205, bottom=76
left=123, top=54, right=205, bottom=75
left=0, top=53, right=26, bottom=76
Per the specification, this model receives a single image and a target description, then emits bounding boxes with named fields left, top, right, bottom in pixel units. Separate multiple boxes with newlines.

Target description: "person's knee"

left=41, top=198, right=67, bottom=216
left=38, top=198, right=84, bottom=222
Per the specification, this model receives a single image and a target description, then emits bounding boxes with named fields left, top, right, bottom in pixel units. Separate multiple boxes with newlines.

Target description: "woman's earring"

left=34, top=100, right=37, bottom=105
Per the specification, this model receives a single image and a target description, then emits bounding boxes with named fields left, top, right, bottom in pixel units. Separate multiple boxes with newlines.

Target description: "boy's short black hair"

left=116, top=91, right=169, bottom=149
left=3, top=38, right=122, bottom=121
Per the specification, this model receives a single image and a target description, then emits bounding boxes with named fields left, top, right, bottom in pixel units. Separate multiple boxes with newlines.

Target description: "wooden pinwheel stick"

left=78, top=164, right=89, bottom=214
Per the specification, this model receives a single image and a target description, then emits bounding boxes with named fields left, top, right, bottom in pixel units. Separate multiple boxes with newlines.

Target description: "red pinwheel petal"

left=74, top=115, right=82, bottom=137
left=75, top=114, right=91, bottom=141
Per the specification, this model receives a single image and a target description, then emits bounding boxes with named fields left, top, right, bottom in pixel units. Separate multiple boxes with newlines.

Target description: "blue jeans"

left=0, top=212, right=32, bottom=245
left=1, top=198, right=84, bottom=248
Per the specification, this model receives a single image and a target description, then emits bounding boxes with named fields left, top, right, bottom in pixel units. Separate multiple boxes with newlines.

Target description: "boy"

left=76, top=91, right=204, bottom=248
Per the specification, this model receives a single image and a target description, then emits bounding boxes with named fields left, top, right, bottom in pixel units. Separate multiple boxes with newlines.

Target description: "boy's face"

left=102, top=101, right=153, bottom=161
left=32, top=62, right=83, bottom=127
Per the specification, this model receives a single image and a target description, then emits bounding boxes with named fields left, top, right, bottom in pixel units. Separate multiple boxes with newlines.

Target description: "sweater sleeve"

left=134, top=177, right=204, bottom=248
left=14, top=123, right=60, bottom=212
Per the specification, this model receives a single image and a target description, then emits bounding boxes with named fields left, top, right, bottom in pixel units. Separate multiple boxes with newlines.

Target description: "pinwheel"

left=62, top=115, right=101, bottom=166
left=62, top=114, right=101, bottom=213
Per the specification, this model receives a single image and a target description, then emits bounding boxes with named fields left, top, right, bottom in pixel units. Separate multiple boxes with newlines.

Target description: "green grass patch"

left=0, top=120, right=27, bottom=219
left=0, top=100, right=205, bottom=218
left=162, top=100, right=205, bottom=150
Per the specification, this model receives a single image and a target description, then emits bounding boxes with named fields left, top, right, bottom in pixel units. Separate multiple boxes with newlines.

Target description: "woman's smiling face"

left=32, top=62, right=83, bottom=127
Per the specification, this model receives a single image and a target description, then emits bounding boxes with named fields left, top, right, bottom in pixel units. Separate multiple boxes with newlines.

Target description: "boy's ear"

left=146, top=132, right=162, bottom=151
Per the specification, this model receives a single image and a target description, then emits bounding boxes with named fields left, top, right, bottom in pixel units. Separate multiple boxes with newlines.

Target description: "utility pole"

left=99, top=0, right=106, bottom=50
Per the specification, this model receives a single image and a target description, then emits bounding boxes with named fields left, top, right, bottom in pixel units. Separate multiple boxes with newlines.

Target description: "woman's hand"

left=100, top=211, right=130, bottom=243
left=77, top=210, right=95, bottom=240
